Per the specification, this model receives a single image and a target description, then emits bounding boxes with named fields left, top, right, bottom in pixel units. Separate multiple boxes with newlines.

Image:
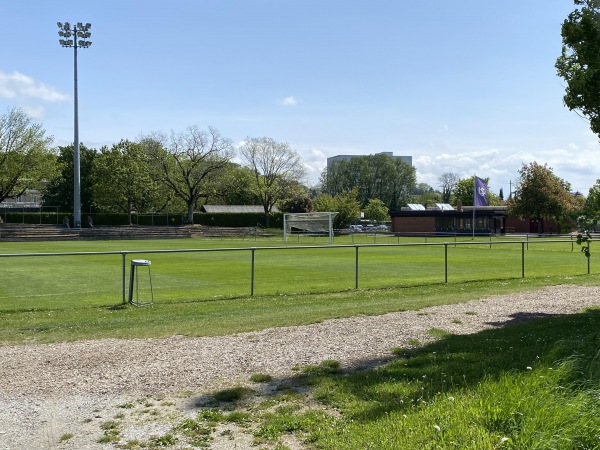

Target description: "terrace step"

left=0, top=225, right=192, bottom=241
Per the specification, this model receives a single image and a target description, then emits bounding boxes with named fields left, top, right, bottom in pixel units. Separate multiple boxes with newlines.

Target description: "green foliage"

left=322, top=153, right=416, bottom=210
left=92, top=140, right=163, bottom=224
left=0, top=237, right=597, bottom=345
left=43, top=144, right=96, bottom=212
left=508, top=162, right=576, bottom=227
left=363, top=198, right=389, bottom=222
left=576, top=215, right=598, bottom=258
left=585, top=178, right=600, bottom=214
left=250, top=373, right=273, bottom=383
left=556, top=0, right=600, bottom=137
left=453, top=176, right=490, bottom=207
left=313, top=189, right=361, bottom=228
left=212, top=386, right=255, bottom=403
left=0, top=107, right=57, bottom=204
left=278, top=309, right=600, bottom=449
left=141, top=126, right=234, bottom=224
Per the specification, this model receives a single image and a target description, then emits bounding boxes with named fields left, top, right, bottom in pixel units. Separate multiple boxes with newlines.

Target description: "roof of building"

left=200, top=205, right=279, bottom=214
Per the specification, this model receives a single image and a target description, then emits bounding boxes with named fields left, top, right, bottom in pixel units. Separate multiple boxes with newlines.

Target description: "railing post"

left=571, top=235, right=574, bottom=252
left=444, top=243, right=448, bottom=283
left=588, top=241, right=591, bottom=275
left=355, top=245, right=359, bottom=289
left=121, top=251, right=127, bottom=304
left=521, top=242, right=525, bottom=278
left=251, top=248, right=256, bottom=296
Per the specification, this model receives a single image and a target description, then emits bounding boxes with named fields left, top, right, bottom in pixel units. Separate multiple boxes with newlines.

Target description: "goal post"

left=283, top=212, right=338, bottom=244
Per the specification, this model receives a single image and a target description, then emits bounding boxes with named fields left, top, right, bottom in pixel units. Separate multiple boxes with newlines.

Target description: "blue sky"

left=1, top=1, right=599, bottom=197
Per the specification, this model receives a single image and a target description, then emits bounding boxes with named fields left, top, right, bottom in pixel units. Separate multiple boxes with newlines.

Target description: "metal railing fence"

left=0, top=238, right=592, bottom=308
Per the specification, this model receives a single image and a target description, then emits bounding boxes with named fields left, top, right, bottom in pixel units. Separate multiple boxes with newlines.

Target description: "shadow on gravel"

left=185, top=308, right=600, bottom=425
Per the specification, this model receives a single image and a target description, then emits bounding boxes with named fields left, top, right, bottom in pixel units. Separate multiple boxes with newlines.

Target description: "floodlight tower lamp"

left=57, top=20, right=92, bottom=228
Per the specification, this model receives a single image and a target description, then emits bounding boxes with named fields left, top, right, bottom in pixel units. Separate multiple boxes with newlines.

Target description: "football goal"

left=283, top=212, right=338, bottom=244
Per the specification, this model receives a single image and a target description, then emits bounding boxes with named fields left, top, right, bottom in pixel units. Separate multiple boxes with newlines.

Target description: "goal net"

left=283, top=212, right=338, bottom=244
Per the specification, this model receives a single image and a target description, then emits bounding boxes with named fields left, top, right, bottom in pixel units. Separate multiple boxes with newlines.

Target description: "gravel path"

left=0, top=285, right=598, bottom=449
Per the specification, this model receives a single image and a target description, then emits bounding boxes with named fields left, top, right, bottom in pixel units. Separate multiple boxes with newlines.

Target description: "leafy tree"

left=364, top=198, right=389, bottom=222
left=91, top=140, right=161, bottom=224
left=453, top=176, right=490, bottom=206
left=0, top=107, right=57, bottom=204
left=438, top=172, right=459, bottom=203
left=556, top=0, right=600, bottom=137
left=313, top=189, right=361, bottom=228
left=279, top=195, right=313, bottom=213
left=508, top=162, right=576, bottom=231
left=584, top=178, right=600, bottom=214
left=239, top=137, right=306, bottom=227
left=141, top=126, right=234, bottom=224
left=43, top=144, right=96, bottom=213
left=322, top=153, right=416, bottom=210
left=411, top=182, right=441, bottom=207
left=207, top=163, right=259, bottom=206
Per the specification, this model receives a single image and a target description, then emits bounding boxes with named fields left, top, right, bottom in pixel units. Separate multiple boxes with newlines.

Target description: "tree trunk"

left=187, top=202, right=195, bottom=225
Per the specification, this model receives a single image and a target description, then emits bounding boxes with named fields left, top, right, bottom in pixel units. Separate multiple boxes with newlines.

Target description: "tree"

left=141, top=126, right=234, bottom=224
left=364, top=198, right=389, bottom=222
left=210, top=163, right=259, bottom=206
left=92, top=140, right=162, bottom=224
left=0, top=107, right=57, bottom=204
left=239, top=137, right=306, bottom=227
left=44, top=144, right=97, bottom=213
left=438, top=172, right=459, bottom=203
left=411, top=182, right=441, bottom=207
left=313, top=189, right=361, bottom=228
left=556, top=0, right=600, bottom=137
left=584, top=179, right=600, bottom=214
left=322, top=153, right=416, bottom=210
left=508, top=162, right=576, bottom=231
left=453, top=176, right=490, bottom=206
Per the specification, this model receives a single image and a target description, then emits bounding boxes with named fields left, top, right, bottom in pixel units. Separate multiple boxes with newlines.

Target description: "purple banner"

left=474, top=176, right=488, bottom=206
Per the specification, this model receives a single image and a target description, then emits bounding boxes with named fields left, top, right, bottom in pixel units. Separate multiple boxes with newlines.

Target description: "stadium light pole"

left=57, top=21, right=92, bottom=228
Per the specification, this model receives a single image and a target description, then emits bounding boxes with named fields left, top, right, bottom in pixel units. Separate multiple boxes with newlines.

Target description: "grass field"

left=2, top=235, right=599, bottom=448
left=0, top=235, right=592, bottom=309
left=0, top=235, right=597, bottom=344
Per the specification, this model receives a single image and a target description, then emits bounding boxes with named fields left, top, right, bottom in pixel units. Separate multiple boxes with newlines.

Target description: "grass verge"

left=173, top=307, right=600, bottom=449
left=1, top=274, right=598, bottom=344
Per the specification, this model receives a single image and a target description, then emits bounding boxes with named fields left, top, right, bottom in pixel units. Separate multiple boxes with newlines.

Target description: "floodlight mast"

left=57, top=21, right=92, bottom=228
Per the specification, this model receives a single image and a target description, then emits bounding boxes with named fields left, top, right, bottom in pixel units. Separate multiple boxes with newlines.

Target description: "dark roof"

left=200, top=205, right=279, bottom=214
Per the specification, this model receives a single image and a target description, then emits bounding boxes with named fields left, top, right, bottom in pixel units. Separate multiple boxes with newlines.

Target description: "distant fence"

left=0, top=238, right=593, bottom=309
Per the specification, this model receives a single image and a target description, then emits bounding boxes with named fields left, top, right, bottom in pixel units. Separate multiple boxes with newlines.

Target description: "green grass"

left=187, top=307, right=600, bottom=449
left=3, top=236, right=595, bottom=448
left=0, top=236, right=597, bottom=344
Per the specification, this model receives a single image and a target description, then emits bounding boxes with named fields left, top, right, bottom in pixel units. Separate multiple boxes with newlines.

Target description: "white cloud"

left=414, top=142, right=600, bottom=195
left=20, top=105, right=46, bottom=119
left=278, top=96, right=298, bottom=106
left=0, top=70, right=68, bottom=102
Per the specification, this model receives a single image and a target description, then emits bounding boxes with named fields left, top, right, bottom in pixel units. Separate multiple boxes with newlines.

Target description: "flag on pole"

left=474, top=176, right=488, bottom=207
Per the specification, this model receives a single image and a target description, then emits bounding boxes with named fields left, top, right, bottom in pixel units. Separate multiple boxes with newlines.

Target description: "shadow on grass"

left=190, top=308, right=600, bottom=424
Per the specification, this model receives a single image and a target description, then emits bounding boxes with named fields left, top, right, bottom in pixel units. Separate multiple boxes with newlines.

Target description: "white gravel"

left=0, top=284, right=598, bottom=449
